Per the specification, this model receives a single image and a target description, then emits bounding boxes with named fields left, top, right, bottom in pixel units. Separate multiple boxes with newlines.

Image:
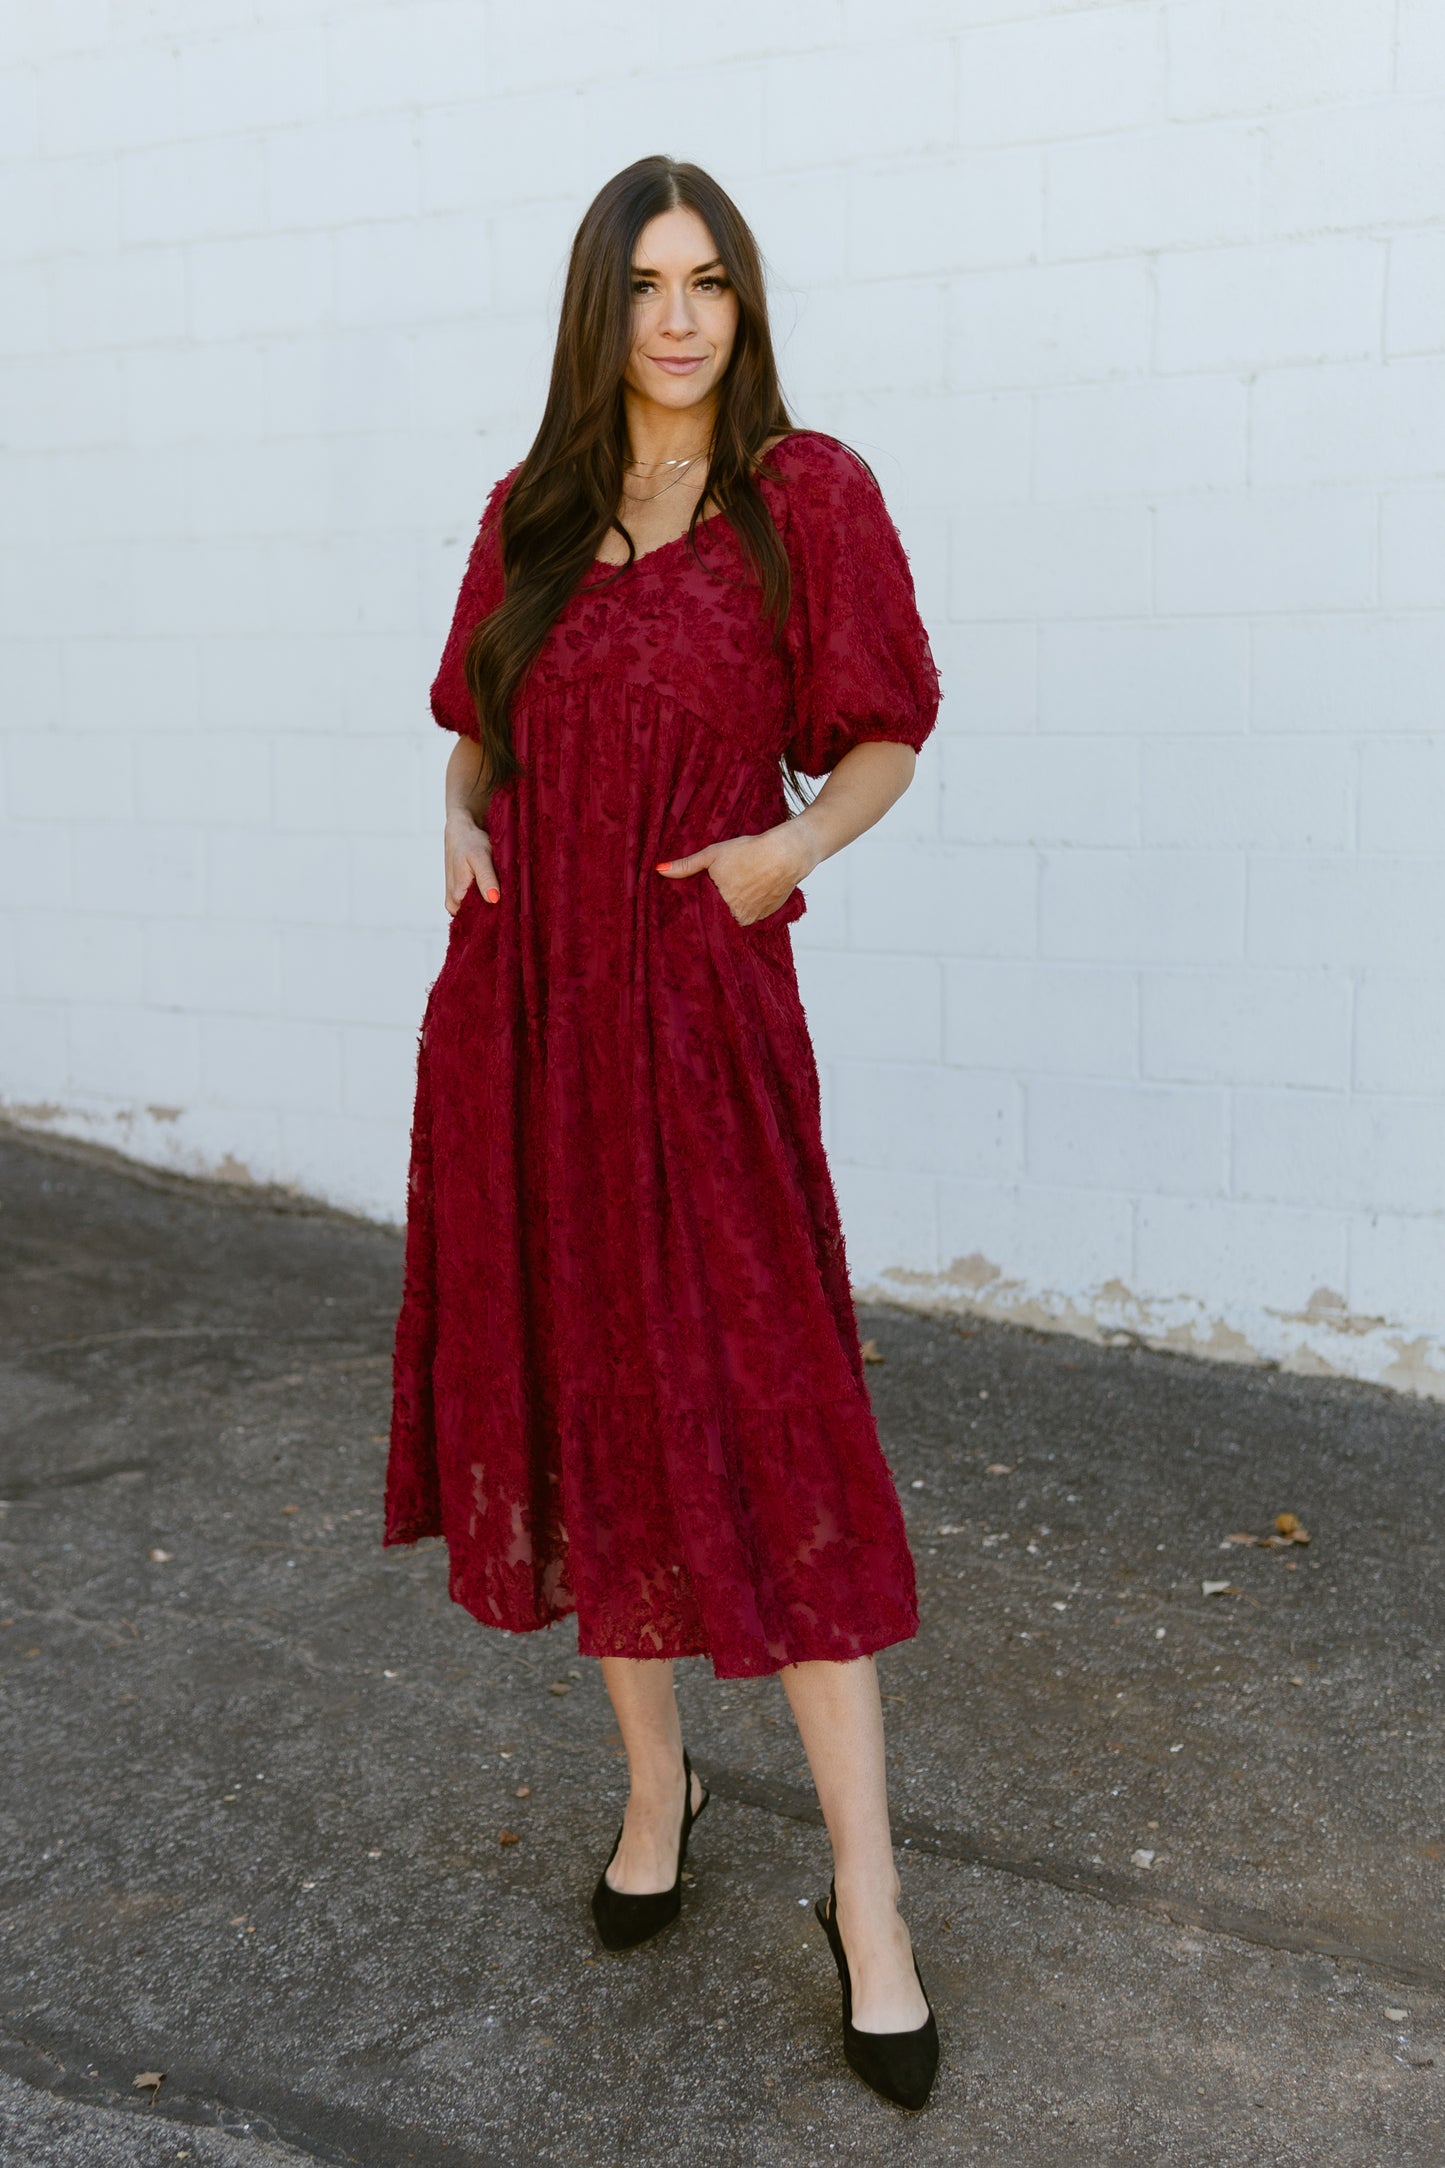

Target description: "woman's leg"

left=598, top=1656, right=707, bottom=1895
left=781, top=1655, right=930, bottom=2033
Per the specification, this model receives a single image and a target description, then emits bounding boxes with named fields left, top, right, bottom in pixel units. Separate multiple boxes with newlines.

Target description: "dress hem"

left=381, top=1524, right=918, bottom=1681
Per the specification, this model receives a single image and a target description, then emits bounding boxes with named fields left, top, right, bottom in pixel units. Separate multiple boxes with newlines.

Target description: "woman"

left=384, top=155, right=942, bottom=2112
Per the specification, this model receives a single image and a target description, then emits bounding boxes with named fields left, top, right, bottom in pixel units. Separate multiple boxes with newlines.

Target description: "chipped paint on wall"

left=0, top=1097, right=398, bottom=1222
left=2, top=1100, right=269, bottom=1198
left=4, top=1101, right=256, bottom=1188
left=858, top=1254, right=1445, bottom=1404
left=9, top=1097, right=1443, bottom=1403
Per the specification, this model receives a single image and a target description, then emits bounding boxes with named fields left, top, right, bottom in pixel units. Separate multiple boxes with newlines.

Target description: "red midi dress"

left=383, top=430, right=941, bottom=1679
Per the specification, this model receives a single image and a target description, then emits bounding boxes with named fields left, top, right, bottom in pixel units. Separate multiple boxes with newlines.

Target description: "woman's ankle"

left=832, top=1862, right=904, bottom=1919
left=624, top=1745, right=687, bottom=1809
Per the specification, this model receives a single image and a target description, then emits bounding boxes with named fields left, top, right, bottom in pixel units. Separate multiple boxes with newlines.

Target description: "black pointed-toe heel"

left=815, top=1877, right=939, bottom=2111
left=590, top=1747, right=710, bottom=1951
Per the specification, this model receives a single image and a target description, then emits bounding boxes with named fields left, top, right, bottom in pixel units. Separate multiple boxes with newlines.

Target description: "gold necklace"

left=621, top=458, right=708, bottom=505
left=624, top=446, right=709, bottom=474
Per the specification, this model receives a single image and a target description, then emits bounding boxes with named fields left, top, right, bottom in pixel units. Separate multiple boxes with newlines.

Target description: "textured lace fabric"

left=384, top=431, right=942, bottom=1678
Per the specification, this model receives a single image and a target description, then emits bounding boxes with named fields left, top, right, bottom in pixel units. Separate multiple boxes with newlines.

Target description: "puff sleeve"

left=778, top=435, right=942, bottom=779
left=428, top=465, right=520, bottom=739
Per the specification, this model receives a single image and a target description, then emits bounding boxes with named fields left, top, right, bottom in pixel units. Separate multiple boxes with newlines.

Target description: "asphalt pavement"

left=2, top=1120, right=1442, bottom=2166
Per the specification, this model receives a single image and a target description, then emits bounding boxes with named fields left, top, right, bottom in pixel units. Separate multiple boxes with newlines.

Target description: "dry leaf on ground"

left=1223, top=1511, right=1311, bottom=1550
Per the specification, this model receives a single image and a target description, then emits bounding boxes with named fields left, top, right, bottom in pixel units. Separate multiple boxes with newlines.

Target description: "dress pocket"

left=705, top=871, right=806, bottom=934
left=446, top=880, right=492, bottom=942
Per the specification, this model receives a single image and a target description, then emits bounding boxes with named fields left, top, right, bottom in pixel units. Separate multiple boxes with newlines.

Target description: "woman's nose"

left=658, top=287, right=697, bottom=336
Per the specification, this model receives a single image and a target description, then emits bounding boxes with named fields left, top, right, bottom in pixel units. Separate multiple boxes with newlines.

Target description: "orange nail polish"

left=655, top=861, right=671, bottom=872
left=485, top=887, right=500, bottom=902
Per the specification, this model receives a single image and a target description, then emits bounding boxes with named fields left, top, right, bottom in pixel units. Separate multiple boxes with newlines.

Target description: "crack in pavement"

left=0, top=2023, right=501, bottom=2168
left=704, top=1766, right=1445, bottom=1994
left=6, top=1774, right=1437, bottom=2168
left=0, top=1458, right=153, bottom=1501
left=11, top=1324, right=396, bottom=1361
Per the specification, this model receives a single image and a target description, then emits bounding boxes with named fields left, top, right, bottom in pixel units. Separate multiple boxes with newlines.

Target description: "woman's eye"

left=630, top=275, right=729, bottom=297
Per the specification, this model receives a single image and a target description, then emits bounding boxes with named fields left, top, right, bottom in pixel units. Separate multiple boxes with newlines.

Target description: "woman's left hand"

left=656, top=820, right=821, bottom=925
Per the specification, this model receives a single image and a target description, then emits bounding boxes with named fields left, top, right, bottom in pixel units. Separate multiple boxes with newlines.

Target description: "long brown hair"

left=463, top=155, right=810, bottom=807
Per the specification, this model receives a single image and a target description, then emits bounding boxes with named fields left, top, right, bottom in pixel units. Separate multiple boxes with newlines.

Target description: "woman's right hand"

left=444, top=809, right=499, bottom=916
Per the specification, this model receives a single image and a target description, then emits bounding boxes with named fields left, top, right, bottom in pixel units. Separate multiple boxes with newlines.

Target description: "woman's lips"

left=649, top=355, right=707, bottom=375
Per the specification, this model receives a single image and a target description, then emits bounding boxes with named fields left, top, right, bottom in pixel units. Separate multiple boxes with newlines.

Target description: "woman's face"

left=622, top=206, right=739, bottom=424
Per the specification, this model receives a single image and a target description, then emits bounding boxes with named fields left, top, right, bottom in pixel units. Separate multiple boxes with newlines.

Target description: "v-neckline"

left=587, top=433, right=807, bottom=571
left=591, top=504, right=731, bottom=571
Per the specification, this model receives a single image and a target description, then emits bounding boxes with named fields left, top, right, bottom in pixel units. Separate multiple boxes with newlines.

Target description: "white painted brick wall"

left=2, top=0, right=1442, bottom=1393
